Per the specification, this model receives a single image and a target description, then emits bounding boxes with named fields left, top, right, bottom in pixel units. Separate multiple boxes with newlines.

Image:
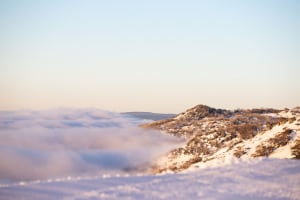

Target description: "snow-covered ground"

left=0, top=158, right=299, bottom=200
left=188, top=118, right=299, bottom=170
left=146, top=106, right=300, bottom=172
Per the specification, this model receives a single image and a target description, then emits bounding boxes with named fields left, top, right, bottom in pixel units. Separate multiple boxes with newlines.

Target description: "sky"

left=0, top=0, right=299, bottom=113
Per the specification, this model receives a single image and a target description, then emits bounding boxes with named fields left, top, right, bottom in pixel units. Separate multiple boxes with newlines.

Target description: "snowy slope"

left=143, top=105, right=300, bottom=172
left=190, top=113, right=300, bottom=169
left=0, top=159, right=299, bottom=200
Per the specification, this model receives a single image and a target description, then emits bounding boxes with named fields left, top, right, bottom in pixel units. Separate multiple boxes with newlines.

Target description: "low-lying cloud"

left=0, top=109, right=182, bottom=182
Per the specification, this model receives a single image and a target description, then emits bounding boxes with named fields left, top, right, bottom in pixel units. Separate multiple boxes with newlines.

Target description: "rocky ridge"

left=141, top=105, right=300, bottom=173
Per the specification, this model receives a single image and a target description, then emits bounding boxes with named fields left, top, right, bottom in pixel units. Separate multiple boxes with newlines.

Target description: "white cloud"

left=0, top=109, right=182, bottom=181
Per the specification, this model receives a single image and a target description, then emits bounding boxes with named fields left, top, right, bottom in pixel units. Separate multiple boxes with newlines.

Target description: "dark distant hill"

left=122, top=112, right=176, bottom=121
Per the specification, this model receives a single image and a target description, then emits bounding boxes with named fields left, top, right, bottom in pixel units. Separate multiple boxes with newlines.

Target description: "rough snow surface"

left=189, top=120, right=299, bottom=170
left=0, top=159, right=299, bottom=200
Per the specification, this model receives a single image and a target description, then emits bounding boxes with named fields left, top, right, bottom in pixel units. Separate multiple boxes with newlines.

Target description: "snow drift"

left=0, top=158, right=299, bottom=200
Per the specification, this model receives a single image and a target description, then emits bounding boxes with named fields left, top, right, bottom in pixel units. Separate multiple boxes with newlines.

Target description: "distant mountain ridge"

left=122, top=112, right=175, bottom=121
left=141, top=104, right=300, bottom=173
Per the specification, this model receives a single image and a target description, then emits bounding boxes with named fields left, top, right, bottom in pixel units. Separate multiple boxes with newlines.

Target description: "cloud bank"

left=0, top=109, right=182, bottom=182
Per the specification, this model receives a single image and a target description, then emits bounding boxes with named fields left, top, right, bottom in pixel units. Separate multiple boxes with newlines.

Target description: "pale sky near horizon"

left=0, top=0, right=299, bottom=113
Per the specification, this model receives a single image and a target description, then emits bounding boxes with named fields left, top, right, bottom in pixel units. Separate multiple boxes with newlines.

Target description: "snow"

left=0, top=159, right=299, bottom=200
left=241, top=124, right=286, bottom=157
left=235, top=118, right=299, bottom=159
left=279, top=110, right=295, bottom=118
left=270, top=144, right=293, bottom=158
left=270, top=129, right=299, bottom=159
left=187, top=117, right=299, bottom=170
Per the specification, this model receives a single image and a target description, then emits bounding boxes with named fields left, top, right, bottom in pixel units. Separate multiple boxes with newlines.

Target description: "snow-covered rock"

left=142, top=104, right=300, bottom=173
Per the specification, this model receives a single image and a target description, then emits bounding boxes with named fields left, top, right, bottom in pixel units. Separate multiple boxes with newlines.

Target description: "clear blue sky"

left=0, top=0, right=299, bottom=113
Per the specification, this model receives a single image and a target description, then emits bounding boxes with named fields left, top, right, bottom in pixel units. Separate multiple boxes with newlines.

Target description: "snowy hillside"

left=0, top=106, right=299, bottom=200
left=0, top=159, right=300, bottom=200
left=142, top=105, right=300, bottom=172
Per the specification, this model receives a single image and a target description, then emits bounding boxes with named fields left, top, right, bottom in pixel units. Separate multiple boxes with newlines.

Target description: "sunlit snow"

left=0, top=159, right=299, bottom=200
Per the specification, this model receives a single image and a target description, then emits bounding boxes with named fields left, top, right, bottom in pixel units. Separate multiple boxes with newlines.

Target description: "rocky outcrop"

left=141, top=105, right=300, bottom=173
